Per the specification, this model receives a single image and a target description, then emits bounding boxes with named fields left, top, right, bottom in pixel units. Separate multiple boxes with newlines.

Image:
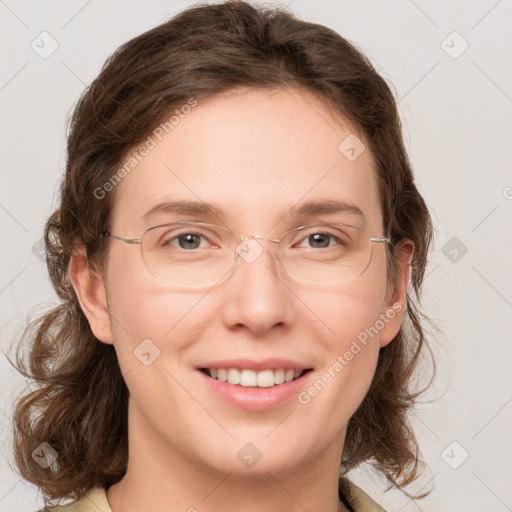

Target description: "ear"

left=69, top=245, right=114, bottom=344
left=378, top=239, right=414, bottom=348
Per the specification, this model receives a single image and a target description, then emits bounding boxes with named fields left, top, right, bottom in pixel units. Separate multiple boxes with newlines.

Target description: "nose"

left=219, top=237, right=294, bottom=336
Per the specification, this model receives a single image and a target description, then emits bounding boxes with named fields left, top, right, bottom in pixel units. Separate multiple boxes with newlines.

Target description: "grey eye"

left=307, top=233, right=332, bottom=248
left=175, top=233, right=203, bottom=250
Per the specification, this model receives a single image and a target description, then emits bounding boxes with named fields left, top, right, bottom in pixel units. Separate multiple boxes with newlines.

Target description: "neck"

left=106, top=399, right=350, bottom=512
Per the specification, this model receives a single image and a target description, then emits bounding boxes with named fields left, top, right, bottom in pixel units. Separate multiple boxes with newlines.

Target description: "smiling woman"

left=10, top=1, right=434, bottom=511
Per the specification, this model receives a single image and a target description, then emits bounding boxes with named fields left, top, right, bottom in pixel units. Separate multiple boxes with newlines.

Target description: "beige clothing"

left=38, top=478, right=386, bottom=512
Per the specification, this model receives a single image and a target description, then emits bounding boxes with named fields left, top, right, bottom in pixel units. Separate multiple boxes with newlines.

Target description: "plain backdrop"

left=1, top=1, right=511, bottom=511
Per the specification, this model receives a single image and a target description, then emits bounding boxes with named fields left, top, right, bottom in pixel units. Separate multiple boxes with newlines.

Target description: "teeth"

left=240, top=369, right=257, bottom=386
left=227, top=368, right=240, bottom=385
left=274, top=369, right=285, bottom=385
left=206, top=368, right=306, bottom=387
left=257, top=370, right=274, bottom=387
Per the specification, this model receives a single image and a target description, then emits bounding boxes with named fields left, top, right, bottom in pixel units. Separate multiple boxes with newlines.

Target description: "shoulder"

left=339, top=477, right=387, bottom=512
left=36, top=487, right=111, bottom=512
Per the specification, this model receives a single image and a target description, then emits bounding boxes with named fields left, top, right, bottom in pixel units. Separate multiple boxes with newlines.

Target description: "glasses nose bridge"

left=240, top=233, right=280, bottom=244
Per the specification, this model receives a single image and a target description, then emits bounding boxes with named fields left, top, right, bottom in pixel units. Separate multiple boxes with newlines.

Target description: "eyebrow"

left=141, top=199, right=365, bottom=223
left=141, top=200, right=223, bottom=220
left=287, top=199, right=364, bottom=220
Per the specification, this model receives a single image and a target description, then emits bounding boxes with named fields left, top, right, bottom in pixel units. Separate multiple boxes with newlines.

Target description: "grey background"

left=1, top=1, right=511, bottom=510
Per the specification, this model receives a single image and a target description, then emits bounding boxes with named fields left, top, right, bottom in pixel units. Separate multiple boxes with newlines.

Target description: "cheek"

left=313, top=273, right=389, bottom=350
left=103, top=251, right=209, bottom=368
left=294, top=293, right=383, bottom=442
left=104, top=284, right=210, bottom=417
left=303, top=276, right=388, bottom=400
left=323, top=291, right=383, bottom=379
left=108, top=286, right=206, bottom=344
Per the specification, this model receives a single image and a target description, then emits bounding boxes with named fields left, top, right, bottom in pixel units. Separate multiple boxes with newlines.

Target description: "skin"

left=71, top=87, right=412, bottom=512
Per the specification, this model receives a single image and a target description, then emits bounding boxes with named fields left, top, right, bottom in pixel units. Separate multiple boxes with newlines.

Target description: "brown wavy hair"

left=9, top=0, right=435, bottom=504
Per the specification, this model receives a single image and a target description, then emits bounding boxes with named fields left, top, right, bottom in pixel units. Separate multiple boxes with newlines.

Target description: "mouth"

left=199, top=367, right=313, bottom=388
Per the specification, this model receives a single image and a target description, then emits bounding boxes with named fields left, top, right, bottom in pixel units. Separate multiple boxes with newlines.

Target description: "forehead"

left=111, top=87, right=383, bottom=234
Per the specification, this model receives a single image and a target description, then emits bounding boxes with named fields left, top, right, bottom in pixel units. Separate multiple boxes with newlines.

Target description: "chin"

left=193, top=437, right=307, bottom=478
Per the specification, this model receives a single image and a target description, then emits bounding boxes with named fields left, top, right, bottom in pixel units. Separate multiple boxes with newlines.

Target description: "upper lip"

left=197, top=358, right=312, bottom=372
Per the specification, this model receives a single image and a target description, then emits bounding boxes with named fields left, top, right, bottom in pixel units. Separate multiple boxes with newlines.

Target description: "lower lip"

left=197, top=370, right=313, bottom=411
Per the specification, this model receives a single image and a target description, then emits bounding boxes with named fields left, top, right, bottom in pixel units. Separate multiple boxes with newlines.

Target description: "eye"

left=161, top=230, right=216, bottom=250
left=294, top=228, right=350, bottom=250
left=143, top=223, right=229, bottom=258
left=300, top=232, right=335, bottom=249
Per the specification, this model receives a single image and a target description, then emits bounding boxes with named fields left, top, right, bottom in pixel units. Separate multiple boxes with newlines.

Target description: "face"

left=78, top=87, right=406, bottom=480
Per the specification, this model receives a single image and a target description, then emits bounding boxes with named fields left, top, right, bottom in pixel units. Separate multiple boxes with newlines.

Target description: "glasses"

left=103, top=221, right=390, bottom=289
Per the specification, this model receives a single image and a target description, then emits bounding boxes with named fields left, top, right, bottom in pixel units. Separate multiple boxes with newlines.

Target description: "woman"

left=12, top=1, right=434, bottom=511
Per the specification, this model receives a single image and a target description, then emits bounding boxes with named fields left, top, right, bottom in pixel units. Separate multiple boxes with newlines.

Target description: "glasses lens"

left=279, top=224, right=372, bottom=284
left=141, top=223, right=236, bottom=287
left=140, top=222, right=374, bottom=287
